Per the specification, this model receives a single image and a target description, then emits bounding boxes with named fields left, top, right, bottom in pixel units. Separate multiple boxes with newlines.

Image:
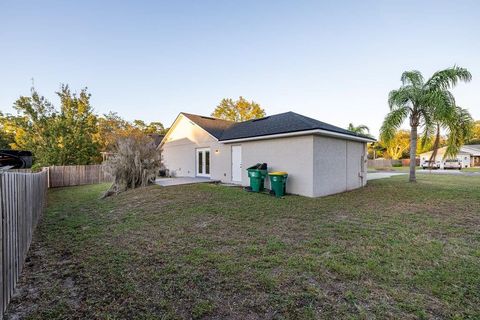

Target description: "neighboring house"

left=419, top=145, right=480, bottom=168
left=160, top=112, right=375, bottom=197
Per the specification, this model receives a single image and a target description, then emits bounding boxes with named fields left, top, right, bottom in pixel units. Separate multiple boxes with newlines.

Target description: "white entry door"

left=231, top=145, right=242, bottom=182
left=196, top=148, right=210, bottom=177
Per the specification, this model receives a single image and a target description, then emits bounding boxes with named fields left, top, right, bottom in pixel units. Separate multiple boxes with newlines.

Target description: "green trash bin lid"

left=268, top=171, right=288, bottom=176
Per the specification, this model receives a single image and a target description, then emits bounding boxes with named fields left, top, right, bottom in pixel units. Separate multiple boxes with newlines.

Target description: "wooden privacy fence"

left=0, top=170, right=48, bottom=316
left=367, top=159, right=392, bottom=168
left=367, top=159, right=408, bottom=168
left=48, top=165, right=113, bottom=188
left=401, top=158, right=420, bottom=166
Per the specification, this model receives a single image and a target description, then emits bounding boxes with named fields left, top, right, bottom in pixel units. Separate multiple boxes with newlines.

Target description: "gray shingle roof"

left=462, top=144, right=480, bottom=155
left=463, top=144, right=480, bottom=151
left=181, top=111, right=373, bottom=142
left=181, top=113, right=235, bottom=139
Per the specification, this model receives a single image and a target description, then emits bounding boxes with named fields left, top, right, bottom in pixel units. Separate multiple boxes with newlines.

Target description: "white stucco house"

left=419, top=145, right=480, bottom=168
left=160, top=112, right=375, bottom=197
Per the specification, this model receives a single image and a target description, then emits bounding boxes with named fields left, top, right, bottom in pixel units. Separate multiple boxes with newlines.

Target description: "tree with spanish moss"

left=380, top=66, right=472, bottom=182
left=102, top=135, right=161, bottom=197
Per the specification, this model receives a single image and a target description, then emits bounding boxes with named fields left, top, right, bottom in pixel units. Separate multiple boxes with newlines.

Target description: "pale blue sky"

left=1, top=0, right=479, bottom=137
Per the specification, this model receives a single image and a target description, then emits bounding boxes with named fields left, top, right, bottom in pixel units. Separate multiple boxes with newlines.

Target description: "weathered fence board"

left=367, top=159, right=393, bottom=168
left=6, top=169, right=32, bottom=173
left=48, top=165, right=113, bottom=188
left=0, top=170, right=47, bottom=318
left=368, top=159, right=407, bottom=168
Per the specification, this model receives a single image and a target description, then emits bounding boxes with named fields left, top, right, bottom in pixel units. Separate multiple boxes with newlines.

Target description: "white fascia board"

left=461, top=146, right=480, bottom=156
left=219, top=129, right=376, bottom=144
left=158, top=113, right=183, bottom=149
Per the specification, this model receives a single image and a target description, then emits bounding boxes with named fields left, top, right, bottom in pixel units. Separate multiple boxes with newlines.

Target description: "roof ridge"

left=289, top=111, right=355, bottom=133
left=181, top=112, right=235, bottom=123
left=288, top=111, right=319, bottom=127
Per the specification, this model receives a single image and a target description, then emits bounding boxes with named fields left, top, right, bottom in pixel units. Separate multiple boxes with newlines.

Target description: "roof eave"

left=461, top=146, right=480, bottom=156
left=219, top=129, right=376, bottom=144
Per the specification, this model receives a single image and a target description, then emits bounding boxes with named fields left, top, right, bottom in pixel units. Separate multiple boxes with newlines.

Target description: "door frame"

left=196, top=148, right=211, bottom=178
left=231, top=145, right=242, bottom=182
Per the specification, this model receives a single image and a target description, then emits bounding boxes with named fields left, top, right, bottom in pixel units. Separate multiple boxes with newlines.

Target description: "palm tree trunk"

left=428, top=123, right=441, bottom=169
left=409, top=125, right=418, bottom=182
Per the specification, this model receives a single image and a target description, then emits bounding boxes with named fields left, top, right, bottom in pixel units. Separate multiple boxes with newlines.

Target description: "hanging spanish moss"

left=102, top=135, right=161, bottom=198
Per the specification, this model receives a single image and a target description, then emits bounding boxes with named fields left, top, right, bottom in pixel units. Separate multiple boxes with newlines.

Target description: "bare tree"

left=103, top=135, right=161, bottom=197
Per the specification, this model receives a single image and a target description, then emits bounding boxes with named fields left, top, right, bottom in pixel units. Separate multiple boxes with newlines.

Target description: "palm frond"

left=401, top=70, right=424, bottom=87
left=420, top=114, right=435, bottom=148
left=426, top=66, right=472, bottom=91
left=380, top=106, right=409, bottom=143
left=357, top=124, right=370, bottom=132
left=444, top=106, right=474, bottom=157
left=424, top=90, right=455, bottom=125
left=388, top=87, right=414, bottom=110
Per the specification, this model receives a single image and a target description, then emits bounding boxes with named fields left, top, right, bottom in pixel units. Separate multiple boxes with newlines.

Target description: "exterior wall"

left=312, top=136, right=366, bottom=197
left=458, top=154, right=471, bottom=168
left=161, top=115, right=232, bottom=181
left=237, top=135, right=314, bottom=197
left=163, top=118, right=368, bottom=198
left=346, top=141, right=367, bottom=190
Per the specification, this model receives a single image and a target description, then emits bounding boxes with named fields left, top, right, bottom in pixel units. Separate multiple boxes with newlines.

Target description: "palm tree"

left=380, top=66, right=472, bottom=182
left=423, top=105, right=473, bottom=166
left=347, top=123, right=371, bottom=136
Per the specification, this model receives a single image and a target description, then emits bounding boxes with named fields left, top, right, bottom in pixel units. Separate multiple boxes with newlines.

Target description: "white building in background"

left=419, top=145, right=480, bottom=168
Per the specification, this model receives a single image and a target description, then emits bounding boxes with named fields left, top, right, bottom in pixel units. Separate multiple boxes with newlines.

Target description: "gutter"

left=219, top=129, right=376, bottom=144
left=461, top=147, right=480, bottom=156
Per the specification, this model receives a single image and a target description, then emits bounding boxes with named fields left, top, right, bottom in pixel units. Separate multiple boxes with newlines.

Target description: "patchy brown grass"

left=5, top=175, right=480, bottom=319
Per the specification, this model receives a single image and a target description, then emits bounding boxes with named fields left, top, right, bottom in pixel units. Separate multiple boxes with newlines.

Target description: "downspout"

left=359, top=143, right=366, bottom=186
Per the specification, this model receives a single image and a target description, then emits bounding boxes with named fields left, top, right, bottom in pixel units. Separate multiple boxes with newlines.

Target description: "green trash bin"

left=247, top=163, right=268, bottom=192
left=268, top=171, right=288, bottom=197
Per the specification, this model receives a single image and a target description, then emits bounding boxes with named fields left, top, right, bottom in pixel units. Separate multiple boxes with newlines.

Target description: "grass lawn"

left=6, top=175, right=480, bottom=319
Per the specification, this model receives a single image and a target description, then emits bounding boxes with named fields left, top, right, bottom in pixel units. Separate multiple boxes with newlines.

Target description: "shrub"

left=103, top=135, right=161, bottom=197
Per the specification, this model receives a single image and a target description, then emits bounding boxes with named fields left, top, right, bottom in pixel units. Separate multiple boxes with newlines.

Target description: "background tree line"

left=3, top=81, right=476, bottom=171
left=1, top=89, right=267, bottom=168
left=0, top=86, right=167, bottom=167
left=348, top=118, right=480, bottom=161
left=367, top=122, right=480, bottom=161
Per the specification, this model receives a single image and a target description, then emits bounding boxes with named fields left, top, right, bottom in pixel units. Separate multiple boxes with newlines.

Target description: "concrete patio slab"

left=155, top=177, right=216, bottom=187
